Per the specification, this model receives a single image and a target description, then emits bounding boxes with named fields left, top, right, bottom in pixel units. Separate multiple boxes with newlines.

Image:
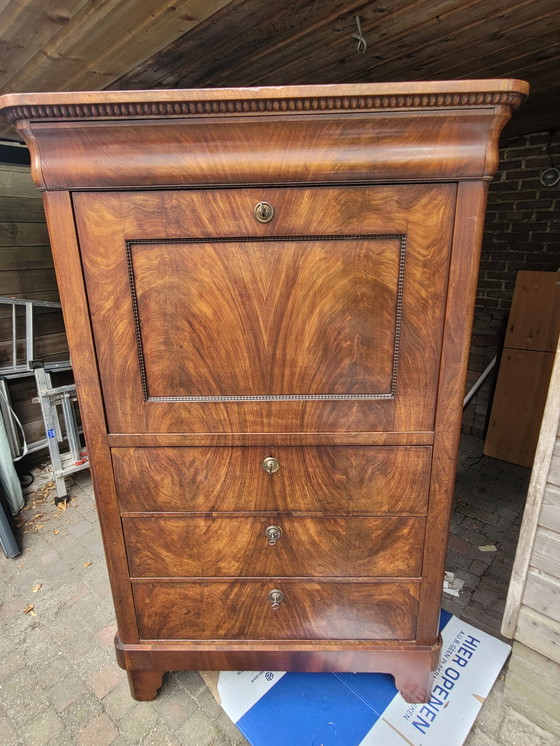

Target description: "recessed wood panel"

left=131, top=235, right=401, bottom=399
left=133, top=580, right=420, bottom=641
left=112, top=445, right=432, bottom=514
left=123, top=515, right=425, bottom=578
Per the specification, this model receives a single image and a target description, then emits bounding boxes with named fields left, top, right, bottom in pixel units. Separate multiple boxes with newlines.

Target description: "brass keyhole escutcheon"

left=268, top=589, right=284, bottom=610
left=262, top=456, right=280, bottom=474
left=265, top=525, right=282, bottom=546
left=254, top=201, right=274, bottom=223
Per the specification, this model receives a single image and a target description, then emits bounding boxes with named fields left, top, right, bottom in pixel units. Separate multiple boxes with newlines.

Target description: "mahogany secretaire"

left=0, top=81, right=527, bottom=703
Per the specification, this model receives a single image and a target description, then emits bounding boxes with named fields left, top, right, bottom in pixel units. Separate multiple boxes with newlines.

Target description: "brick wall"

left=462, top=131, right=560, bottom=436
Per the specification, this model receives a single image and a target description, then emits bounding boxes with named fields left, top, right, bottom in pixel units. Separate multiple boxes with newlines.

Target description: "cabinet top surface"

left=0, top=79, right=528, bottom=124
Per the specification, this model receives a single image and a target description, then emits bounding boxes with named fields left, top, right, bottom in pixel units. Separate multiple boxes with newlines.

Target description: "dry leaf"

left=53, top=529, right=60, bottom=535
left=35, top=524, right=45, bottom=531
left=31, top=584, right=42, bottom=593
left=23, top=604, right=37, bottom=616
left=83, top=561, right=93, bottom=568
left=57, top=502, right=67, bottom=512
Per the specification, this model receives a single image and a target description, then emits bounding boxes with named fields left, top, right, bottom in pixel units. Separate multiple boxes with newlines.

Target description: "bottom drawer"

left=132, top=580, right=420, bottom=641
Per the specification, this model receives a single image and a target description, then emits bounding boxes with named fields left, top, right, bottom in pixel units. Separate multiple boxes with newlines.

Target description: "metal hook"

left=352, top=15, right=367, bottom=55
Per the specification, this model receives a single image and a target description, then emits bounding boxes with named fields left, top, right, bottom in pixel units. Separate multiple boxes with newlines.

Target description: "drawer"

left=132, top=580, right=420, bottom=641
left=113, top=445, right=431, bottom=514
left=123, top=516, right=425, bottom=578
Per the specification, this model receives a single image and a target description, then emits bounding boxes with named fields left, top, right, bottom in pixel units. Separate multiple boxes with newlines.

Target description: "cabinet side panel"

left=42, top=191, right=139, bottom=643
left=416, top=181, right=489, bottom=645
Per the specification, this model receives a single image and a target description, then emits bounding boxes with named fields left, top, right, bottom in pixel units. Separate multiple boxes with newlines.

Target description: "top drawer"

left=113, top=445, right=431, bottom=514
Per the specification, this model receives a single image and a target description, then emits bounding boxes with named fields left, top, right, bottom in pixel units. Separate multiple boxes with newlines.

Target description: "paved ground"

left=0, top=434, right=557, bottom=745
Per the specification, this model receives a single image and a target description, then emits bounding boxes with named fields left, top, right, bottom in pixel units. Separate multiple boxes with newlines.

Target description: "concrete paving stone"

left=62, top=579, right=92, bottom=607
left=117, top=702, right=159, bottom=743
left=76, top=711, right=119, bottom=746
left=36, top=558, right=73, bottom=582
left=217, top=709, right=250, bottom=745
left=46, top=671, right=87, bottom=712
left=0, top=594, right=32, bottom=621
left=473, top=679, right=506, bottom=735
left=0, top=668, right=50, bottom=727
left=68, top=520, right=95, bottom=538
left=96, top=622, right=118, bottom=649
left=87, top=663, right=126, bottom=700
left=455, top=570, right=479, bottom=590
left=101, top=681, right=136, bottom=722
left=60, top=691, right=104, bottom=736
left=140, top=720, right=180, bottom=746
left=27, top=652, right=73, bottom=691
left=499, top=706, right=559, bottom=746
left=0, top=715, right=22, bottom=746
left=59, top=543, right=89, bottom=564
left=177, top=708, right=224, bottom=746
left=79, top=528, right=105, bottom=548
left=447, top=535, right=472, bottom=554
left=70, top=598, right=117, bottom=635
left=1, top=651, right=26, bottom=680
left=106, top=738, right=131, bottom=746
left=475, top=509, right=501, bottom=526
left=446, top=548, right=474, bottom=572
left=194, top=683, right=226, bottom=721
left=462, top=516, right=485, bottom=532
left=37, top=545, right=61, bottom=565
left=20, top=707, right=65, bottom=746
left=465, top=728, right=503, bottom=746
left=469, top=558, right=490, bottom=576
left=152, top=681, right=199, bottom=731
left=174, top=670, right=209, bottom=698
left=461, top=529, right=490, bottom=547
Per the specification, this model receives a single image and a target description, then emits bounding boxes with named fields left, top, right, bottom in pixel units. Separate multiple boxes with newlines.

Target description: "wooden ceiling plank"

left=430, top=37, right=560, bottom=84
left=60, top=0, right=235, bottom=91
left=0, top=0, right=88, bottom=86
left=109, top=0, right=251, bottom=88
left=3, top=0, right=234, bottom=93
left=267, top=0, right=555, bottom=88
left=115, top=0, right=374, bottom=89
left=212, top=0, right=536, bottom=87
left=200, top=0, right=460, bottom=87
left=354, top=0, right=560, bottom=86
left=337, top=26, right=560, bottom=88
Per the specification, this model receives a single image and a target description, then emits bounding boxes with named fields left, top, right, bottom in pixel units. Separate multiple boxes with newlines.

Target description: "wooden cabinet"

left=0, top=81, right=528, bottom=704
left=485, top=271, right=560, bottom=466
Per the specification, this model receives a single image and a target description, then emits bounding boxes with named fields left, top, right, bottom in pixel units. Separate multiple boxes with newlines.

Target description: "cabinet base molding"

left=115, top=636, right=442, bottom=703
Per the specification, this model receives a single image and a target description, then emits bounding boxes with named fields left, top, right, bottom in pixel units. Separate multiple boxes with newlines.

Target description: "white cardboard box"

left=202, top=610, right=511, bottom=745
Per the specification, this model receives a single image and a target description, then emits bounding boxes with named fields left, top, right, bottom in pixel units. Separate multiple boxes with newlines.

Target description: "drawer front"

left=113, top=445, right=431, bottom=514
left=123, top=516, right=425, bottom=578
left=132, top=580, right=419, bottom=641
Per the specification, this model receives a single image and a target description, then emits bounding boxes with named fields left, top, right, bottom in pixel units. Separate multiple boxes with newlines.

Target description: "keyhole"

left=254, top=201, right=274, bottom=223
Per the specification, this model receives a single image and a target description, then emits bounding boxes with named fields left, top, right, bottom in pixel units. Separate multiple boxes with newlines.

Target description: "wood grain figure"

left=0, top=81, right=528, bottom=703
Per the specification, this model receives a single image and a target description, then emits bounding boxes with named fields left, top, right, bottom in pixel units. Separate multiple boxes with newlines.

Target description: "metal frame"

left=33, top=363, right=88, bottom=501
left=0, top=296, right=89, bottom=500
left=0, top=296, right=65, bottom=376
